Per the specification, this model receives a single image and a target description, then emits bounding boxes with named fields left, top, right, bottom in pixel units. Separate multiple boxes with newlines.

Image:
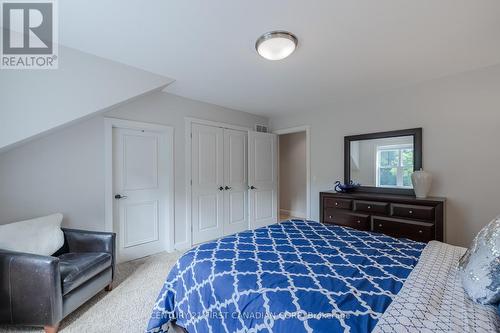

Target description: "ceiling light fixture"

left=255, top=31, right=298, bottom=61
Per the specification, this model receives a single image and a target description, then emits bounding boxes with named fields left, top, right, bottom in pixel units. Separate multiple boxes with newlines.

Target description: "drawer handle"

left=329, top=216, right=332, bottom=219
left=418, top=230, right=423, bottom=234
left=368, top=205, right=372, bottom=209
left=409, top=210, right=413, bottom=214
left=357, top=220, right=361, bottom=224
left=378, top=224, right=383, bottom=227
left=335, top=202, right=338, bottom=206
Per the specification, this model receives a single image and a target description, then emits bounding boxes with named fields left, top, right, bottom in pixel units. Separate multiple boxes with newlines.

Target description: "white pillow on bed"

left=0, top=213, right=64, bottom=256
left=458, top=215, right=500, bottom=305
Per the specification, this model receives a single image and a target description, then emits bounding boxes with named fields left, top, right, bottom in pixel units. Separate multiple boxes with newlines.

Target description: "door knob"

left=114, top=194, right=128, bottom=199
left=249, top=186, right=257, bottom=190
left=219, top=186, right=224, bottom=191
left=225, top=186, right=232, bottom=190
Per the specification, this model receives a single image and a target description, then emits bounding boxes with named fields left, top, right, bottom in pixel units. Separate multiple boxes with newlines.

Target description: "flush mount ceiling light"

left=255, top=31, right=298, bottom=61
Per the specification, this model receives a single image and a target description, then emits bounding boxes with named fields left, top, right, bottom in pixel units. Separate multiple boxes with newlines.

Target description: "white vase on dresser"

left=411, top=168, right=432, bottom=198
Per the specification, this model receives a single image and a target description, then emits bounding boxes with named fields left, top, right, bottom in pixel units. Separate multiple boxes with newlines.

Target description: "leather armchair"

left=0, top=228, right=116, bottom=333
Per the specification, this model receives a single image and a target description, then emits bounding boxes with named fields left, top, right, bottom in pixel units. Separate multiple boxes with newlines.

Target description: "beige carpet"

left=0, top=251, right=182, bottom=333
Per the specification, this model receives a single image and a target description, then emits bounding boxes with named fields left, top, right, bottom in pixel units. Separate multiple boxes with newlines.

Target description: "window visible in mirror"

left=349, top=135, right=414, bottom=188
left=376, top=144, right=413, bottom=188
left=345, top=128, right=421, bottom=194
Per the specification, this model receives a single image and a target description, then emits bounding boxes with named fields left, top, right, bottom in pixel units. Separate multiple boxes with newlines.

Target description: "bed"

left=146, top=220, right=500, bottom=333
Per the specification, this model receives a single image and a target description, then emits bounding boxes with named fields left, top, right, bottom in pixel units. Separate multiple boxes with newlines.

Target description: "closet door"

left=223, top=129, right=248, bottom=236
left=248, top=131, right=278, bottom=229
left=191, top=124, right=224, bottom=244
left=113, top=127, right=173, bottom=262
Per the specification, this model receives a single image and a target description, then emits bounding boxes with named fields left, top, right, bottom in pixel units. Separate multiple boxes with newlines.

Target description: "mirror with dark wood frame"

left=344, top=128, right=422, bottom=195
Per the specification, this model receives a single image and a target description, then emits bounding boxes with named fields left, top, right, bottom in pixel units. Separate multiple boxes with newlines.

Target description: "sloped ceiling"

left=0, top=37, right=173, bottom=151
left=57, top=0, right=500, bottom=116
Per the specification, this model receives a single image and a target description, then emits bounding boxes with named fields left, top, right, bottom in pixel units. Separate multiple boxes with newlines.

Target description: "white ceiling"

left=59, top=0, right=500, bottom=116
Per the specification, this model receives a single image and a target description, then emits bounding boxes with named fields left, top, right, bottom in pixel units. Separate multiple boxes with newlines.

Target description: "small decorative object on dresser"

left=411, top=168, right=432, bottom=198
left=334, top=180, right=360, bottom=193
left=320, top=191, right=445, bottom=242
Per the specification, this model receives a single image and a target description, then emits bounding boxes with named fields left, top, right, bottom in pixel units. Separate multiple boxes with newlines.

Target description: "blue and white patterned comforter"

left=147, top=220, right=425, bottom=333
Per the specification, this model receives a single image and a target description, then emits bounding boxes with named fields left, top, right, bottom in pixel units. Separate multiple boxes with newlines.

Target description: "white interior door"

left=248, top=131, right=278, bottom=229
left=191, top=123, right=224, bottom=244
left=113, top=127, right=172, bottom=262
left=223, top=129, right=248, bottom=236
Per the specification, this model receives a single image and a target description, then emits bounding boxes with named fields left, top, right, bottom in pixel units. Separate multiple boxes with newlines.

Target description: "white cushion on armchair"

left=0, top=213, right=65, bottom=256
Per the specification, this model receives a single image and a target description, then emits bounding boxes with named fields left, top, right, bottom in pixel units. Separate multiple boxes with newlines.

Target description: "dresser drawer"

left=323, top=208, right=337, bottom=223
left=324, top=197, right=352, bottom=210
left=391, top=204, right=435, bottom=221
left=324, top=209, right=370, bottom=231
left=372, top=216, right=434, bottom=242
left=354, top=200, right=389, bottom=215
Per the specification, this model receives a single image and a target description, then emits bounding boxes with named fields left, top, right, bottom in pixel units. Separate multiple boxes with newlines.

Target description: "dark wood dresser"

left=320, top=191, right=445, bottom=242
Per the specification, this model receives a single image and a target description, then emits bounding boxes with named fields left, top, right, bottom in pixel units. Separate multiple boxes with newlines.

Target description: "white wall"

left=279, top=132, right=307, bottom=217
left=0, top=116, right=106, bottom=231
left=0, top=91, right=267, bottom=248
left=0, top=42, right=173, bottom=151
left=270, top=64, right=500, bottom=247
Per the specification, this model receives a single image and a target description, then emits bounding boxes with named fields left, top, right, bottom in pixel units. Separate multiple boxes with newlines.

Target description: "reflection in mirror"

left=350, top=136, right=414, bottom=189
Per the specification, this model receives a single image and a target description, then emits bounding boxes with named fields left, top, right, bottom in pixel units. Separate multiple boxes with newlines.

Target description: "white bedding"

left=374, top=240, right=500, bottom=332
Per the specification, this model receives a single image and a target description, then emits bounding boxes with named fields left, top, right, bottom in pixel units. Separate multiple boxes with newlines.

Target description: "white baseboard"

left=280, top=209, right=306, bottom=218
left=174, top=241, right=191, bottom=251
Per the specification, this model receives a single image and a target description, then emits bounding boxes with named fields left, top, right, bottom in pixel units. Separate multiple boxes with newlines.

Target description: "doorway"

left=275, top=126, right=310, bottom=221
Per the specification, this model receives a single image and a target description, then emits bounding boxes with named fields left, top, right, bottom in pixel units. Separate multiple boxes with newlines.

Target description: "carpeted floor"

left=0, top=251, right=182, bottom=333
